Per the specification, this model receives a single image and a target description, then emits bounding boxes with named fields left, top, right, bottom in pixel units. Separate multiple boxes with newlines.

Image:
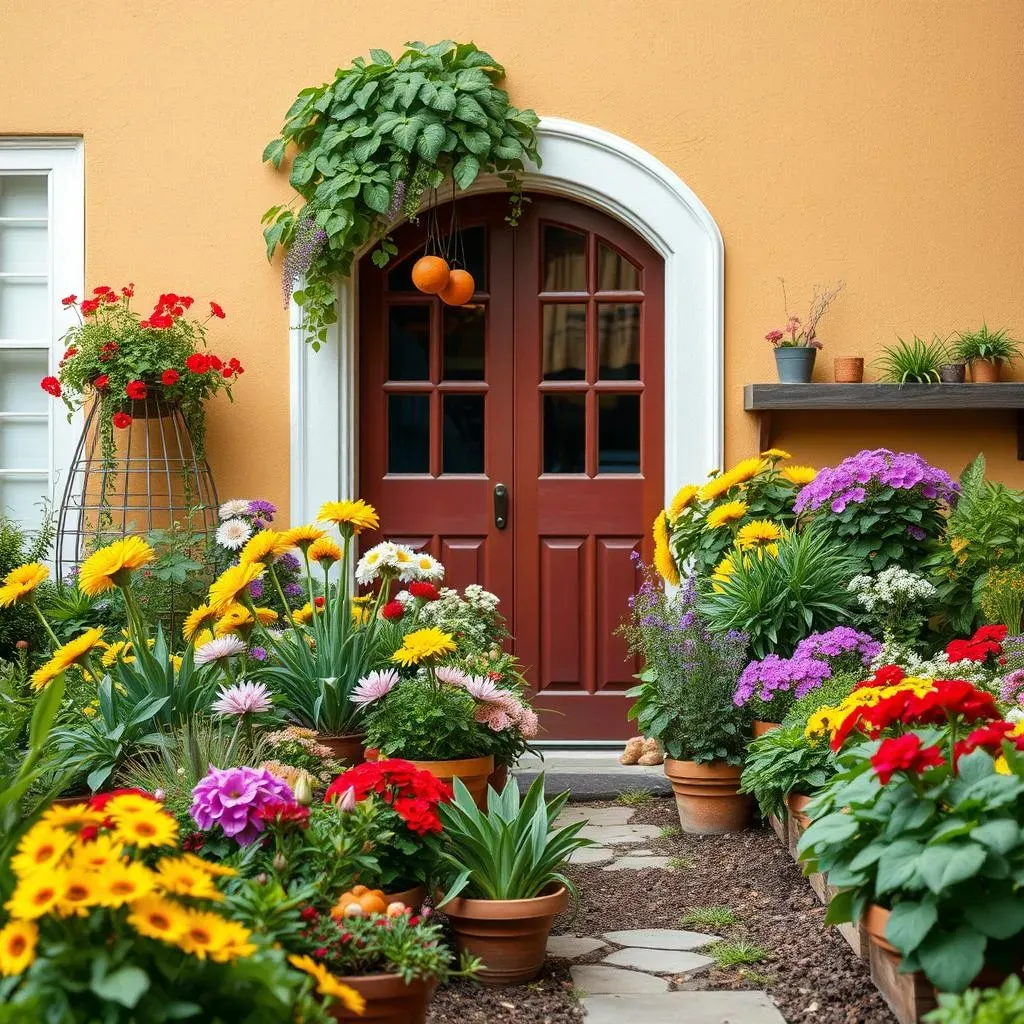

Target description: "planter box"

left=768, top=812, right=787, bottom=846
left=868, top=942, right=937, bottom=1024
left=785, top=809, right=801, bottom=860
left=807, top=875, right=869, bottom=961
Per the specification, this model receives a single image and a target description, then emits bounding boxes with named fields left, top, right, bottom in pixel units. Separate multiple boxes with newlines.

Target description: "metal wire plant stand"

left=55, top=394, right=219, bottom=583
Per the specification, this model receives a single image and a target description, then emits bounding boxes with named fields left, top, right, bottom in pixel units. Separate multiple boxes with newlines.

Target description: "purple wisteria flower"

left=283, top=582, right=303, bottom=598
left=793, top=448, right=958, bottom=515
left=733, top=652, right=832, bottom=707
left=793, top=626, right=881, bottom=665
left=190, top=765, right=294, bottom=846
left=279, top=553, right=301, bottom=573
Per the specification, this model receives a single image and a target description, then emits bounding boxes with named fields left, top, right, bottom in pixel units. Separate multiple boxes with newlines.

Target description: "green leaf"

left=972, top=819, right=1020, bottom=854
left=362, top=182, right=390, bottom=214
left=453, top=153, right=481, bottom=191
left=416, top=122, right=446, bottom=162
left=454, top=93, right=489, bottom=127
left=964, top=893, right=1024, bottom=940
left=262, top=138, right=287, bottom=168
left=90, top=966, right=150, bottom=1008
left=369, top=48, right=393, bottom=65
left=875, top=839, right=923, bottom=895
left=916, top=842, right=988, bottom=895
left=393, top=117, right=421, bottom=152
left=916, top=926, right=986, bottom=993
left=884, top=898, right=937, bottom=955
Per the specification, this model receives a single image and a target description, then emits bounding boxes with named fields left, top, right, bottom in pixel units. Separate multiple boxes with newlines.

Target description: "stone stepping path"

left=549, top=805, right=789, bottom=1023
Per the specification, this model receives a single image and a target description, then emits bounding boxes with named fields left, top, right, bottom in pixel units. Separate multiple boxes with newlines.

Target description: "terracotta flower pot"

left=488, top=762, right=510, bottom=794
left=438, top=884, right=569, bottom=987
left=663, top=758, right=753, bottom=834
left=319, top=733, right=367, bottom=766
left=786, top=792, right=812, bottom=832
left=863, top=903, right=898, bottom=954
left=383, top=883, right=427, bottom=910
left=752, top=720, right=781, bottom=738
left=404, top=755, right=494, bottom=810
left=833, top=357, right=864, bottom=383
left=971, top=357, right=1001, bottom=383
left=327, top=973, right=436, bottom=1023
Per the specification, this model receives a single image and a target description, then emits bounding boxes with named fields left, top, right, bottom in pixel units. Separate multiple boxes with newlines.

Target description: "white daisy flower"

left=219, top=498, right=253, bottom=520
left=216, top=518, right=252, bottom=550
left=355, top=542, right=393, bottom=586
left=390, top=544, right=419, bottom=581
left=409, top=553, right=445, bottom=582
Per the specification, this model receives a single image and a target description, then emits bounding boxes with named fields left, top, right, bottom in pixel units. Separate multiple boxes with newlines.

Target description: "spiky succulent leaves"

left=436, top=774, right=591, bottom=903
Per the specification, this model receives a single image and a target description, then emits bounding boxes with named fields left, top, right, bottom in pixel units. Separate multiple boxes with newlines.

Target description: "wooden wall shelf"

left=744, top=383, right=1024, bottom=459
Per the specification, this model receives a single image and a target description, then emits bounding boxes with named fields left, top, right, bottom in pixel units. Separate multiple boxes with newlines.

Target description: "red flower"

left=955, top=720, right=1016, bottom=761
left=300, top=906, right=319, bottom=922
left=381, top=600, right=405, bottom=621
left=314, top=596, right=326, bottom=608
left=102, top=342, right=119, bottom=352
left=409, top=582, right=440, bottom=601
left=112, top=412, right=133, bottom=429
left=80, top=298, right=100, bottom=316
left=856, top=664, right=906, bottom=690
left=975, top=624, right=1008, bottom=643
left=61, top=294, right=77, bottom=306
left=871, top=733, right=945, bottom=785
left=147, top=312, right=173, bottom=330
left=93, top=285, right=113, bottom=295
left=180, top=295, right=194, bottom=309
left=209, top=355, right=223, bottom=371
left=121, top=283, right=135, bottom=298
left=210, top=301, right=226, bottom=319
left=125, top=380, right=147, bottom=401
left=182, top=833, right=206, bottom=851
left=256, top=800, right=310, bottom=829
left=158, top=293, right=179, bottom=308
left=78, top=825, right=99, bottom=842
left=324, top=759, right=451, bottom=835
left=161, top=369, right=180, bottom=386
left=94, top=374, right=109, bottom=391
left=87, top=787, right=157, bottom=812
left=104, top=292, right=119, bottom=304
left=186, top=353, right=211, bottom=374
left=62, top=346, right=78, bottom=361
left=40, top=376, right=62, bottom=397
left=946, top=625, right=1008, bottom=664
left=904, top=679, right=1000, bottom=727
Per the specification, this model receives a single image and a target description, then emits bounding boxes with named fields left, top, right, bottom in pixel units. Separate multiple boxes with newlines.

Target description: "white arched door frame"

left=289, top=116, right=723, bottom=523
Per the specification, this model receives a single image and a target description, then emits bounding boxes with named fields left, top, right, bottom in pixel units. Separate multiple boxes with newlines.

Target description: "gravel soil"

left=428, top=796, right=895, bottom=1024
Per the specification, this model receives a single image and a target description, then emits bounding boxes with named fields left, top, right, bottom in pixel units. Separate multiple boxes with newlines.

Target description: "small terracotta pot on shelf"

left=939, top=362, right=966, bottom=383
left=663, top=758, right=753, bottom=834
left=833, top=356, right=864, bottom=383
left=752, top=720, right=781, bottom=738
left=970, top=357, right=1001, bottom=383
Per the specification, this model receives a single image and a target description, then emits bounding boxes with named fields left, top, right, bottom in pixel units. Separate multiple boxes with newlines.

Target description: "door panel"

left=359, top=194, right=664, bottom=741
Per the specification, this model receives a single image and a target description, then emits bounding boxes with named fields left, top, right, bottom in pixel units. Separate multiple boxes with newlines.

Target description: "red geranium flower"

left=87, top=787, right=157, bottom=812
left=80, top=298, right=100, bottom=316
left=180, top=295, right=194, bottom=309
left=161, top=369, right=180, bottom=386
left=314, top=596, right=326, bottom=608
left=904, top=679, right=1000, bottom=727
left=210, top=301, right=225, bottom=319
left=381, top=600, right=405, bottom=621
left=93, top=285, right=112, bottom=295
left=112, top=412, right=133, bottom=429
left=408, top=582, right=440, bottom=601
left=324, top=759, right=451, bottom=835
left=61, top=294, right=77, bottom=306
left=40, top=376, right=61, bottom=397
left=871, top=733, right=945, bottom=785
left=186, top=353, right=211, bottom=373
left=121, top=283, right=135, bottom=298
left=93, top=374, right=109, bottom=391
left=62, top=346, right=78, bottom=361
left=105, top=291, right=119, bottom=304
left=856, top=664, right=906, bottom=690
left=125, top=380, right=147, bottom=401
left=257, top=800, right=311, bottom=829
left=954, top=720, right=1016, bottom=761
left=209, top=355, right=223, bottom=371
left=946, top=625, right=1008, bottom=664
left=147, top=312, right=173, bottom=330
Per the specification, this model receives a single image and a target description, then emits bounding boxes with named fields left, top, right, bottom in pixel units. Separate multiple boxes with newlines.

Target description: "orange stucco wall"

left=3, top=0, right=1024, bottom=515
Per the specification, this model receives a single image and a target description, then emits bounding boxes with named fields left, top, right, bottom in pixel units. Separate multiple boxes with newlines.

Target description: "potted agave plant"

left=764, top=279, right=845, bottom=383
left=435, top=776, right=591, bottom=986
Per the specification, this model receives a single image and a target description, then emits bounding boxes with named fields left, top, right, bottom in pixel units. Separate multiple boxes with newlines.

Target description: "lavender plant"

left=621, top=558, right=750, bottom=765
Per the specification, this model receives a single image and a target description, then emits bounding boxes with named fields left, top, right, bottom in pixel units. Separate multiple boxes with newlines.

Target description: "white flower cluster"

left=849, top=566, right=937, bottom=612
left=871, top=639, right=990, bottom=685
left=419, top=585, right=503, bottom=647
left=354, top=542, right=445, bottom=586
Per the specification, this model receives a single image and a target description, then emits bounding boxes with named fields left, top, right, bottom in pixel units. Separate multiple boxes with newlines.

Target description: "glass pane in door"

left=0, top=175, right=47, bottom=217
left=0, top=350, right=48, bottom=411
left=543, top=394, right=586, bottom=474
left=0, top=279, right=48, bottom=338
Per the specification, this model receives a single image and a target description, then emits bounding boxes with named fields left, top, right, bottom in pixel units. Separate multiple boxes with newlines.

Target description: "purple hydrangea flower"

left=190, top=765, right=294, bottom=846
left=279, top=553, right=301, bottom=573
left=793, top=626, right=881, bottom=665
left=734, top=652, right=832, bottom=707
left=283, top=582, right=303, bottom=598
left=1000, top=667, right=1024, bottom=705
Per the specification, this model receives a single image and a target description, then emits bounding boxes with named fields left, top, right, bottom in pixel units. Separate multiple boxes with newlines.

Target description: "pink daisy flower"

left=211, top=680, right=272, bottom=717
left=350, top=669, right=400, bottom=708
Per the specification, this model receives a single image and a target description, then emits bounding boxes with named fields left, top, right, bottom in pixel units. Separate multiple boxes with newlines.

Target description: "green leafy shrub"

left=954, top=324, right=1020, bottom=365
left=740, top=723, right=835, bottom=820
left=925, top=975, right=1024, bottom=1024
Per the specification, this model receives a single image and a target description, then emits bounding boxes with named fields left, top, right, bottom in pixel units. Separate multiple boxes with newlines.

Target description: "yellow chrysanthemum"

left=351, top=595, right=372, bottom=607
left=727, top=456, right=769, bottom=485
left=214, top=603, right=254, bottom=637
left=352, top=605, right=371, bottom=626
left=0, top=563, right=48, bottom=608
left=705, top=500, right=749, bottom=529
left=68, top=833, right=125, bottom=873
left=392, top=627, right=457, bottom=667
left=0, top=920, right=37, bottom=977
left=174, top=909, right=255, bottom=962
left=97, top=862, right=157, bottom=907
left=183, top=603, right=218, bottom=642
left=307, top=537, right=343, bottom=564
left=30, top=627, right=106, bottom=691
left=128, top=895, right=188, bottom=943
left=208, top=562, right=265, bottom=614
left=10, top=825, right=74, bottom=877
left=78, top=536, right=155, bottom=597
left=760, top=448, right=792, bottom=460
left=154, top=856, right=223, bottom=902
left=179, top=852, right=237, bottom=878
left=288, top=954, right=367, bottom=1013
left=652, top=511, right=680, bottom=587
left=292, top=602, right=320, bottom=625
left=667, top=485, right=699, bottom=524
left=101, top=640, right=132, bottom=667
left=5, top=870, right=66, bottom=920
left=38, top=802, right=104, bottom=831
left=736, top=519, right=784, bottom=550
left=239, top=530, right=291, bottom=566
left=282, top=524, right=326, bottom=551
left=105, top=793, right=160, bottom=817
left=55, top=869, right=101, bottom=917
left=950, top=536, right=969, bottom=556
left=697, top=472, right=737, bottom=502
left=318, top=498, right=380, bottom=535
left=710, top=553, right=737, bottom=593
left=108, top=805, right=179, bottom=850
left=781, top=464, right=818, bottom=486
left=192, top=628, right=214, bottom=648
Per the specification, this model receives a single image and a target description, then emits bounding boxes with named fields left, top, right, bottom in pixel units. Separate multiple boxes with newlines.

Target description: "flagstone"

left=602, top=947, right=715, bottom=974
left=554, top=806, right=636, bottom=827
left=577, top=823, right=662, bottom=845
left=570, top=964, right=669, bottom=994
left=601, top=928, right=720, bottom=950
left=569, top=846, right=615, bottom=865
left=581, top=991, right=787, bottom=1024
left=546, top=934, right=608, bottom=959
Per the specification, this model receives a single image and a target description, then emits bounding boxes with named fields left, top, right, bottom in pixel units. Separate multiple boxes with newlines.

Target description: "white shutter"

left=0, top=141, right=83, bottom=532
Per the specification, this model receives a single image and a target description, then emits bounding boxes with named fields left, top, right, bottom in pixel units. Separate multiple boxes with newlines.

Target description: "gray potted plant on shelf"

left=954, top=324, right=1020, bottom=383
left=764, top=279, right=845, bottom=383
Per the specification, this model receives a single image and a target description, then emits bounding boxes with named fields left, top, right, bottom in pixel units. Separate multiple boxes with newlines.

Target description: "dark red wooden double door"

left=359, top=195, right=664, bottom=741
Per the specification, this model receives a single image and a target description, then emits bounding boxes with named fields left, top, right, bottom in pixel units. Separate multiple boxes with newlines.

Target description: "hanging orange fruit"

left=439, top=269, right=476, bottom=306
left=411, top=255, right=450, bottom=294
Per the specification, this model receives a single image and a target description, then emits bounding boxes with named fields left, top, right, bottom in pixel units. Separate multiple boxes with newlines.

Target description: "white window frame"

left=0, top=138, right=84, bottom=531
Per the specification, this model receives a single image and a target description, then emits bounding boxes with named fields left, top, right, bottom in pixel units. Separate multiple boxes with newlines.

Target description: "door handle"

left=494, top=483, right=509, bottom=530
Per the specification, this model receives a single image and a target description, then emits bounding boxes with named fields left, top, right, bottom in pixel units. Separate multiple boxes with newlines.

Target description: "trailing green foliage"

left=872, top=335, right=950, bottom=384
left=740, top=723, right=836, bottom=820
left=262, top=41, right=540, bottom=350
left=925, top=975, right=1024, bottom=1024
left=436, top=775, right=591, bottom=902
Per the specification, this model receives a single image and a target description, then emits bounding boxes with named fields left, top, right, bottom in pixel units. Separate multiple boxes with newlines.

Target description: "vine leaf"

left=362, top=183, right=390, bottom=214
left=261, top=138, right=287, bottom=168
left=417, top=123, right=446, bottom=162
left=453, top=154, right=481, bottom=191
left=393, top=117, right=423, bottom=152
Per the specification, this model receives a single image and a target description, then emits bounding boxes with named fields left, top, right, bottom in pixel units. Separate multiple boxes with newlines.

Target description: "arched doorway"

left=358, top=194, right=664, bottom=741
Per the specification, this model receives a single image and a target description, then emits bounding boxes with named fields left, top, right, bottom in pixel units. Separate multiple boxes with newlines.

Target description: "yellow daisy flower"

left=760, top=448, right=792, bottom=460
left=392, top=627, right=457, bottom=667
left=108, top=805, right=179, bottom=850
left=729, top=456, right=769, bottom=484
left=78, top=536, right=155, bottom=597
left=105, top=792, right=160, bottom=817
left=239, top=530, right=291, bottom=566
left=38, top=802, right=104, bottom=831
left=666, top=485, right=699, bottom=524
left=652, top=510, right=679, bottom=587
left=154, top=856, right=223, bottom=902
left=30, top=627, right=106, bottom=691
left=710, top=552, right=737, bottom=593
left=736, top=519, right=784, bottom=551
left=10, top=825, right=74, bottom=877
left=0, top=920, right=38, bottom=977
left=5, top=870, right=66, bottom=920
left=183, top=603, right=218, bottom=642
left=781, top=464, right=818, bottom=486
left=208, top=562, right=265, bottom=614
left=68, top=833, right=125, bottom=873
left=54, top=869, right=101, bottom=917
left=0, top=562, right=48, bottom=608
left=96, top=862, right=157, bottom=907
left=288, top=954, right=367, bottom=1014
left=697, top=471, right=738, bottom=502
left=281, top=524, right=326, bottom=551
left=307, top=537, right=343, bottom=565
left=214, top=603, right=254, bottom=637
left=318, top=498, right=380, bottom=535
left=174, top=908, right=254, bottom=962
left=179, top=853, right=237, bottom=878
left=128, top=895, right=188, bottom=943
left=101, top=640, right=132, bottom=667
left=292, top=602, right=317, bottom=625
left=352, top=605, right=371, bottom=626
left=705, top=500, right=749, bottom=529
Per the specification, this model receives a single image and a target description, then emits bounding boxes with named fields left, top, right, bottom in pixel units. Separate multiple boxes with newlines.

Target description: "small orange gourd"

left=331, top=886, right=389, bottom=918
left=439, top=269, right=476, bottom=306
left=411, top=256, right=450, bottom=295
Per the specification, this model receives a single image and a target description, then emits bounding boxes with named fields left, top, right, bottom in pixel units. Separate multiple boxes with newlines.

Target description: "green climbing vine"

left=261, top=40, right=541, bottom=350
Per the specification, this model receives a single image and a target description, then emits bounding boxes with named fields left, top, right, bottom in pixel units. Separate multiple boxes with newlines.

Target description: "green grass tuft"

left=659, top=824, right=681, bottom=839
left=667, top=856, right=691, bottom=870
left=680, top=906, right=738, bottom=929
left=616, top=788, right=654, bottom=807
left=707, top=939, right=768, bottom=968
